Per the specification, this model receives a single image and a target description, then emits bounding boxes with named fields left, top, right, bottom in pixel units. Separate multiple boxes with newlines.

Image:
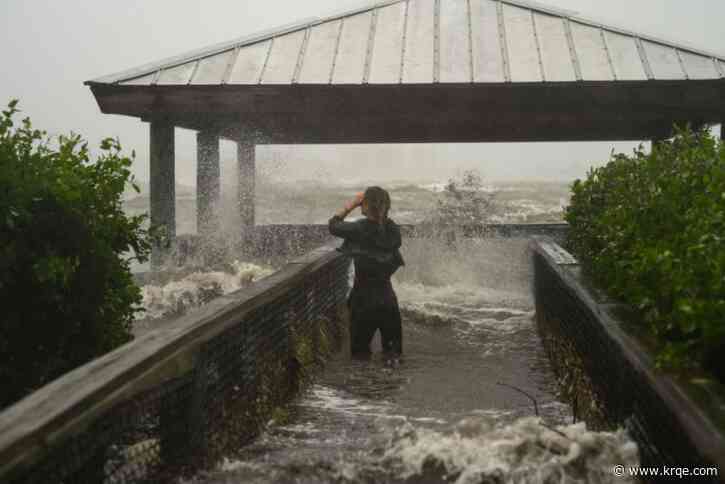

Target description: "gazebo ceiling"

left=87, top=0, right=725, bottom=143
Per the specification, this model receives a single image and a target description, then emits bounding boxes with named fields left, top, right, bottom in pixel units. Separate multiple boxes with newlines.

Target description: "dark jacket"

left=328, top=215, right=405, bottom=281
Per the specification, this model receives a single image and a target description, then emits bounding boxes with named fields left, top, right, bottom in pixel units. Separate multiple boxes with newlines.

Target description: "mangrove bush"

left=0, top=100, right=151, bottom=408
left=565, top=127, right=725, bottom=381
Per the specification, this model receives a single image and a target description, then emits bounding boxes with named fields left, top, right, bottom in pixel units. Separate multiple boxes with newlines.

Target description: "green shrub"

left=565, top=127, right=725, bottom=380
left=0, top=100, right=152, bottom=408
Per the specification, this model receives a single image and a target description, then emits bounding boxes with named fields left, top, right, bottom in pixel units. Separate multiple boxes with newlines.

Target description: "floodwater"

left=182, top=238, right=637, bottom=483
left=127, top=177, right=638, bottom=483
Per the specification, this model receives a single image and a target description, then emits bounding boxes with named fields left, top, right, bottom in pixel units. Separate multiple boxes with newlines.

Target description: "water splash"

left=135, top=260, right=273, bottom=327
left=193, top=414, right=637, bottom=484
left=376, top=416, right=638, bottom=484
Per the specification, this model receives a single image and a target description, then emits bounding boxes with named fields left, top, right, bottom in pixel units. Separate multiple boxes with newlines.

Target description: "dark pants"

left=348, top=281, right=403, bottom=356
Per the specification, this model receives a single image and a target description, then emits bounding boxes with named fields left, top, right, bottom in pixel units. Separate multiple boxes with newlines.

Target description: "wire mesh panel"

left=3, top=249, right=351, bottom=484
left=10, top=375, right=195, bottom=484
left=533, top=244, right=724, bottom=478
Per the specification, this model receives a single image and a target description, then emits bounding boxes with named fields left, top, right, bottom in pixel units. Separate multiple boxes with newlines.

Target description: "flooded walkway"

left=184, top=239, right=637, bottom=483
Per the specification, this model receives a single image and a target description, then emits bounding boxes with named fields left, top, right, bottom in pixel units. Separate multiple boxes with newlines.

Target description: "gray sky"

left=1, top=0, right=723, bottom=186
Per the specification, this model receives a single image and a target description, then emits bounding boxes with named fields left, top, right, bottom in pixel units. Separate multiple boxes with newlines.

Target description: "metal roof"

left=91, top=0, right=725, bottom=86
left=86, top=0, right=724, bottom=144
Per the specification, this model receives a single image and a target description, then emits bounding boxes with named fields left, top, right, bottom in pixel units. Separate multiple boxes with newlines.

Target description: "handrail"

left=0, top=243, right=346, bottom=480
left=531, top=238, right=725, bottom=474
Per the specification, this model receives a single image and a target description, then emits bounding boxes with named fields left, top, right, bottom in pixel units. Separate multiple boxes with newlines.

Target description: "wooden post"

left=150, top=121, right=175, bottom=268
left=237, top=141, right=255, bottom=227
left=196, top=131, right=220, bottom=236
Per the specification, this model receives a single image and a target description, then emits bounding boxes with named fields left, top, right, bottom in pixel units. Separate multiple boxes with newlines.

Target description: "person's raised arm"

left=329, top=192, right=365, bottom=239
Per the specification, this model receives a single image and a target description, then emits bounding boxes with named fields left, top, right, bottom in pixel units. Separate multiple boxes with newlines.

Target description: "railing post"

left=160, top=354, right=210, bottom=469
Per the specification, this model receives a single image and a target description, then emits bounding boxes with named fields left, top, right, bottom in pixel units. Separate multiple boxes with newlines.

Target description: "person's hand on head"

left=344, top=192, right=365, bottom=211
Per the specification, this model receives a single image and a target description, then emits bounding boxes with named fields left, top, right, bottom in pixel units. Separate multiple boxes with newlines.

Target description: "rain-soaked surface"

left=128, top=178, right=639, bottom=483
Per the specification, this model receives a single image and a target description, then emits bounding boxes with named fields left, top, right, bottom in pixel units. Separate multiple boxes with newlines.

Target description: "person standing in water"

left=329, top=186, right=405, bottom=356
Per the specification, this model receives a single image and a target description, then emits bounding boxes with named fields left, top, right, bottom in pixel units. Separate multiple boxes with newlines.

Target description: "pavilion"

left=86, top=0, right=725, bottom=254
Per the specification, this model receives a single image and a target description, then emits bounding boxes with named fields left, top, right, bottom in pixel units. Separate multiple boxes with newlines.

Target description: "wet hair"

left=364, top=186, right=390, bottom=224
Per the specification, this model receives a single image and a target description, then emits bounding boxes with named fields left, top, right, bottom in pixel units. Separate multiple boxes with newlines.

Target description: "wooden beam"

left=92, top=81, right=725, bottom=128
left=149, top=121, right=175, bottom=267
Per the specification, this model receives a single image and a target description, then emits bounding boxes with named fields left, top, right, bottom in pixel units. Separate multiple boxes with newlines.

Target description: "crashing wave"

left=376, top=416, right=638, bottom=484
left=136, top=261, right=274, bottom=324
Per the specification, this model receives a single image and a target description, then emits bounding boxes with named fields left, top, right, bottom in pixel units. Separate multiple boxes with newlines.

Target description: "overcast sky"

left=1, top=0, right=723, bottom=186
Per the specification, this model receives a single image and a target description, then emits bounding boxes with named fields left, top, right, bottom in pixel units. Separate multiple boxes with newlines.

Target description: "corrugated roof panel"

left=369, top=2, right=406, bottom=83
left=261, top=30, right=306, bottom=84
left=642, top=41, right=685, bottom=80
left=678, top=51, right=718, bottom=80
left=120, top=72, right=157, bottom=85
left=402, top=0, right=435, bottom=83
left=470, top=0, right=504, bottom=82
left=156, top=62, right=196, bottom=85
left=503, top=4, right=542, bottom=82
left=440, top=0, right=471, bottom=82
left=569, top=22, right=613, bottom=81
left=298, top=21, right=341, bottom=83
left=333, top=12, right=372, bottom=84
left=604, top=31, right=647, bottom=80
left=228, top=41, right=270, bottom=84
left=191, top=50, right=234, bottom=84
left=535, top=13, right=575, bottom=82
left=97, top=0, right=725, bottom=88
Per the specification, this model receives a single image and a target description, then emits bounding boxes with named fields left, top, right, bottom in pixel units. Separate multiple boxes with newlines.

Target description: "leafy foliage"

left=0, top=100, right=152, bottom=408
left=565, top=127, right=725, bottom=380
